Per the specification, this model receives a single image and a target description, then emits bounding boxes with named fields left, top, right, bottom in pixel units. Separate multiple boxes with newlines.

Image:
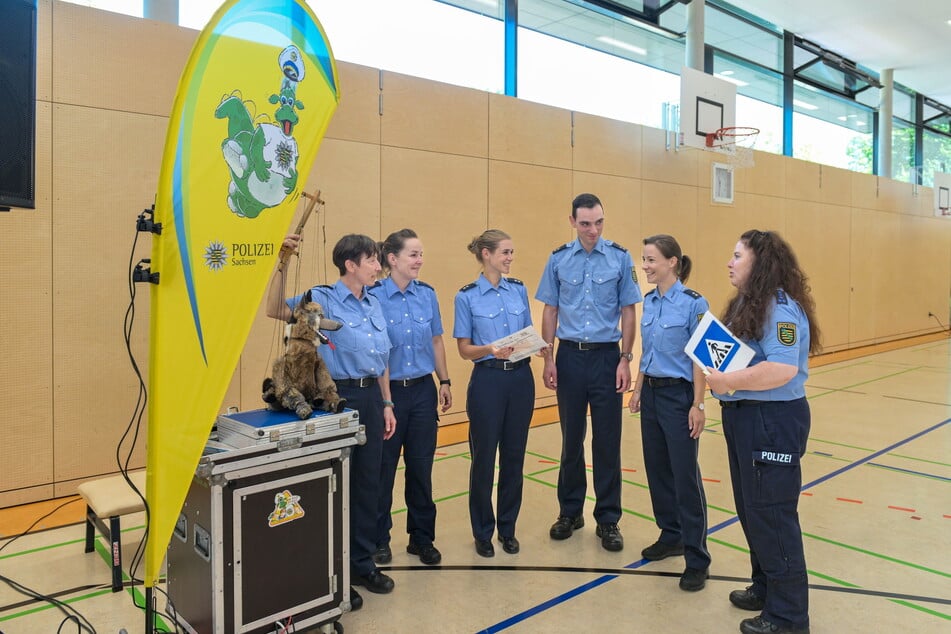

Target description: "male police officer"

left=535, top=193, right=642, bottom=551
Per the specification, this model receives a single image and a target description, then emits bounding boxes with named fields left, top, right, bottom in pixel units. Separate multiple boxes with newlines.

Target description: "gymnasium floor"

left=1, top=337, right=949, bottom=633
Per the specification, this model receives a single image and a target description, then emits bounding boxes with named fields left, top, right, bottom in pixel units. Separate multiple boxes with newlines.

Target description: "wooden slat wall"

left=1, top=0, right=948, bottom=507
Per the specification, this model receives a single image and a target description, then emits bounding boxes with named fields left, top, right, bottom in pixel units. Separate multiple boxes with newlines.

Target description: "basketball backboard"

left=679, top=66, right=736, bottom=150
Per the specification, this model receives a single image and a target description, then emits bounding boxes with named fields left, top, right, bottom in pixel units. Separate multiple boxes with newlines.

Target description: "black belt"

left=719, top=399, right=767, bottom=408
left=644, top=376, right=689, bottom=388
left=391, top=375, right=428, bottom=388
left=476, top=358, right=530, bottom=371
left=335, top=376, right=377, bottom=388
left=559, top=340, right=617, bottom=351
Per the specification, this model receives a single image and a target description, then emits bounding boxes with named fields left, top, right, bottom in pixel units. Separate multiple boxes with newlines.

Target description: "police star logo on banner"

left=777, top=321, right=797, bottom=346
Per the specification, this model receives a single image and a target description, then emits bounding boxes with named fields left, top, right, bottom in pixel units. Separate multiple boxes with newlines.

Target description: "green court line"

left=809, top=437, right=877, bottom=452
left=889, top=600, right=951, bottom=621
left=1, top=524, right=144, bottom=560
left=866, top=462, right=950, bottom=483
left=802, top=532, right=951, bottom=578
left=887, top=453, right=951, bottom=468
left=526, top=465, right=560, bottom=478
left=0, top=587, right=114, bottom=622
left=810, top=452, right=852, bottom=463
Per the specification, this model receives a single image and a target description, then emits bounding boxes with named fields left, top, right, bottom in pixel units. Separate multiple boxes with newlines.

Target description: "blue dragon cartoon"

left=215, top=45, right=306, bottom=218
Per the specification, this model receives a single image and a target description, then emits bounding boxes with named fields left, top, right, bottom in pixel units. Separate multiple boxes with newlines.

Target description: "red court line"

left=538, top=460, right=557, bottom=464
left=911, top=516, right=922, bottom=521
left=701, top=478, right=720, bottom=483
left=888, top=505, right=916, bottom=513
left=801, top=492, right=814, bottom=496
left=621, top=468, right=637, bottom=473
left=836, top=497, right=863, bottom=504
left=944, top=514, right=951, bottom=519
left=435, top=452, right=447, bottom=456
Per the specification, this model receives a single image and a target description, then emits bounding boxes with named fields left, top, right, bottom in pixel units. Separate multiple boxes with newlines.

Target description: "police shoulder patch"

left=505, top=277, right=524, bottom=286
left=552, top=243, right=570, bottom=254
left=777, top=321, right=797, bottom=346
left=682, top=288, right=702, bottom=299
left=776, top=289, right=788, bottom=304
left=631, top=266, right=639, bottom=284
left=459, top=282, right=477, bottom=293
left=609, top=241, right=628, bottom=252
left=414, top=280, right=434, bottom=291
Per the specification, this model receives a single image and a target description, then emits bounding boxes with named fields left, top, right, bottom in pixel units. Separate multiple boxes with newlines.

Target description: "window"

left=890, top=119, right=916, bottom=183
left=922, top=129, right=951, bottom=188
left=793, top=83, right=873, bottom=172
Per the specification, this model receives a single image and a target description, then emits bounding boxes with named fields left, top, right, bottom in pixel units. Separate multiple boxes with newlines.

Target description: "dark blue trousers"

left=722, top=398, right=810, bottom=630
left=640, top=380, right=710, bottom=570
left=377, top=377, right=438, bottom=548
left=555, top=345, right=623, bottom=523
left=466, top=363, right=534, bottom=541
left=336, top=382, right=384, bottom=578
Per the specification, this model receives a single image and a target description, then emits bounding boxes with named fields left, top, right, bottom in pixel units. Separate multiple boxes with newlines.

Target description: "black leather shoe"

left=679, top=567, right=709, bottom=591
left=349, top=587, right=363, bottom=612
left=407, top=542, right=442, bottom=565
left=730, top=586, right=766, bottom=611
left=549, top=515, right=584, bottom=540
left=740, top=616, right=810, bottom=634
left=372, top=544, right=392, bottom=565
left=353, top=570, right=395, bottom=594
left=595, top=523, right=624, bottom=551
left=499, top=536, right=520, bottom=554
left=641, top=540, right=684, bottom=560
left=474, top=539, right=495, bottom=558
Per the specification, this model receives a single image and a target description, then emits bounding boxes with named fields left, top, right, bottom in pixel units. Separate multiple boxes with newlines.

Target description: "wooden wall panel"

left=849, top=208, right=900, bottom=343
left=786, top=159, right=822, bottom=203
left=819, top=165, right=852, bottom=206
left=572, top=112, right=641, bottom=178
left=641, top=181, right=698, bottom=245
left=785, top=201, right=851, bottom=349
left=326, top=62, right=380, bottom=145
left=50, top=104, right=164, bottom=481
left=692, top=201, right=749, bottom=316
left=488, top=94, right=571, bottom=169
left=899, top=215, right=951, bottom=333
left=37, top=0, right=52, bottom=102
left=382, top=72, right=488, bottom=158
left=850, top=172, right=881, bottom=211
left=640, top=127, right=698, bottom=187
left=742, top=149, right=785, bottom=198
left=381, top=145, right=489, bottom=420
left=52, top=1, right=195, bottom=117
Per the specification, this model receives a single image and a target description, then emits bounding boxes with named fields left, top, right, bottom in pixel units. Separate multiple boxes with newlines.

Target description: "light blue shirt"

left=453, top=275, right=532, bottom=363
left=714, top=290, right=810, bottom=402
left=368, top=277, right=444, bottom=381
left=288, top=280, right=392, bottom=380
left=639, top=280, right=709, bottom=381
left=535, top=237, right=642, bottom=342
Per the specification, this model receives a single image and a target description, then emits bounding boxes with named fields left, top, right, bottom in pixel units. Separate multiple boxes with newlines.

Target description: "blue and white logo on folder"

left=684, top=311, right=754, bottom=373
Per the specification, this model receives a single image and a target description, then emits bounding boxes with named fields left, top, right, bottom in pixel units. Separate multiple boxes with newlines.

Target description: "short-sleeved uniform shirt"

left=368, top=277, right=444, bottom=381
left=535, top=237, right=643, bottom=342
left=640, top=279, right=710, bottom=381
left=288, top=280, right=392, bottom=380
left=713, top=289, right=810, bottom=402
left=453, top=275, right=532, bottom=363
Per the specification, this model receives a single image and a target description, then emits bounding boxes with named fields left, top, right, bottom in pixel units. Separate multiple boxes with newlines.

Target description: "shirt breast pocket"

left=557, top=271, right=583, bottom=305
left=411, top=303, right=434, bottom=345
left=593, top=270, right=620, bottom=304
left=640, top=312, right=655, bottom=340
left=657, top=317, right=688, bottom=353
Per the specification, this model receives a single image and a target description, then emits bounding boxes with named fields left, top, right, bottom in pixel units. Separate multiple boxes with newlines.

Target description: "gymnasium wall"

left=0, top=0, right=948, bottom=508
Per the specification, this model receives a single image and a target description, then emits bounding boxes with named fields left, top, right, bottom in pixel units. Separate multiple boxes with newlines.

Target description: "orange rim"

left=705, top=126, right=760, bottom=148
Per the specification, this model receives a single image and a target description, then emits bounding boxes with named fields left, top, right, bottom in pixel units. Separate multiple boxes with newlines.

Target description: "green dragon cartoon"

left=215, top=44, right=306, bottom=218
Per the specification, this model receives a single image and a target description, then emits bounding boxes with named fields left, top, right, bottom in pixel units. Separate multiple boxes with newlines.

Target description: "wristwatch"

left=620, top=352, right=634, bottom=362
left=693, top=402, right=705, bottom=411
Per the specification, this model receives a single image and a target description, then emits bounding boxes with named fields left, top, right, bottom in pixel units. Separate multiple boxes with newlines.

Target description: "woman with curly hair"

left=704, top=230, right=820, bottom=634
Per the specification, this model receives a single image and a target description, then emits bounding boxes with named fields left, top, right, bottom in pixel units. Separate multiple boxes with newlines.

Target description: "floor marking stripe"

left=482, top=416, right=951, bottom=631
left=867, top=462, right=951, bottom=482
left=837, top=497, right=864, bottom=504
left=888, top=506, right=915, bottom=512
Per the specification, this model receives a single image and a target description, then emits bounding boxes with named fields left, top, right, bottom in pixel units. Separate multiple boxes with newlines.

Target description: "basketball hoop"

left=706, top=126, right=759, bottom=168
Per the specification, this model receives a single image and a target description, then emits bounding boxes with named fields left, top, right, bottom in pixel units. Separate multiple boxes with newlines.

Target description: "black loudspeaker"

left=0, top=0, right=37, bottom=210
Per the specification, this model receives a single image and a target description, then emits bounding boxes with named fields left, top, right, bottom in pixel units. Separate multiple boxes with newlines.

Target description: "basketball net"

left=706, top=126, right=759, bottom=168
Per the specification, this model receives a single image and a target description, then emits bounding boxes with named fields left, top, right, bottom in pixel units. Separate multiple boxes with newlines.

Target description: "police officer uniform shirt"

left=369, top=277, right=443, bottom=380
left=640, top=280, right=709, bottom=380
left=289, top=280, right=392, bottom=379
left=535, top=238, right=643, bottom=342
left=713, top=289, right=810, bottom=402
left=453, top=274, right=532, bottom=356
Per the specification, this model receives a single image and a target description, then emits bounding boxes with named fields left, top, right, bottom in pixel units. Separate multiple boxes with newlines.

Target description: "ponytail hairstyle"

left=467, top=229, right=511, bottom=264
left=378, top=228, right=418, bottom=275
left=642, top=234, right=692, bottom=283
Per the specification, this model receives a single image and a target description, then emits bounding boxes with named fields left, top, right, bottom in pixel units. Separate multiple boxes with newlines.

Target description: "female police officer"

left=370, top=229, right=452, bottom=567
left=628, top=234, right=711, bottom=592
left=704, top=230, right=820, bottom=634
left=453, top=229, right=535, bottom=558
left=267, top=233, right=397, bottom=606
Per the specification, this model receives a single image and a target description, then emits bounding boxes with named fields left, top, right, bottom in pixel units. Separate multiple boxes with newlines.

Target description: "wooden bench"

left=77, top=471, right=146, bottom=592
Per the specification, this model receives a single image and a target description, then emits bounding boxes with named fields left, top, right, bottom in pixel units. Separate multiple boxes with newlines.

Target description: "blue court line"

left=867, top=463, right=951, bottom=482
left=479, top=416, right=951, bottom=633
